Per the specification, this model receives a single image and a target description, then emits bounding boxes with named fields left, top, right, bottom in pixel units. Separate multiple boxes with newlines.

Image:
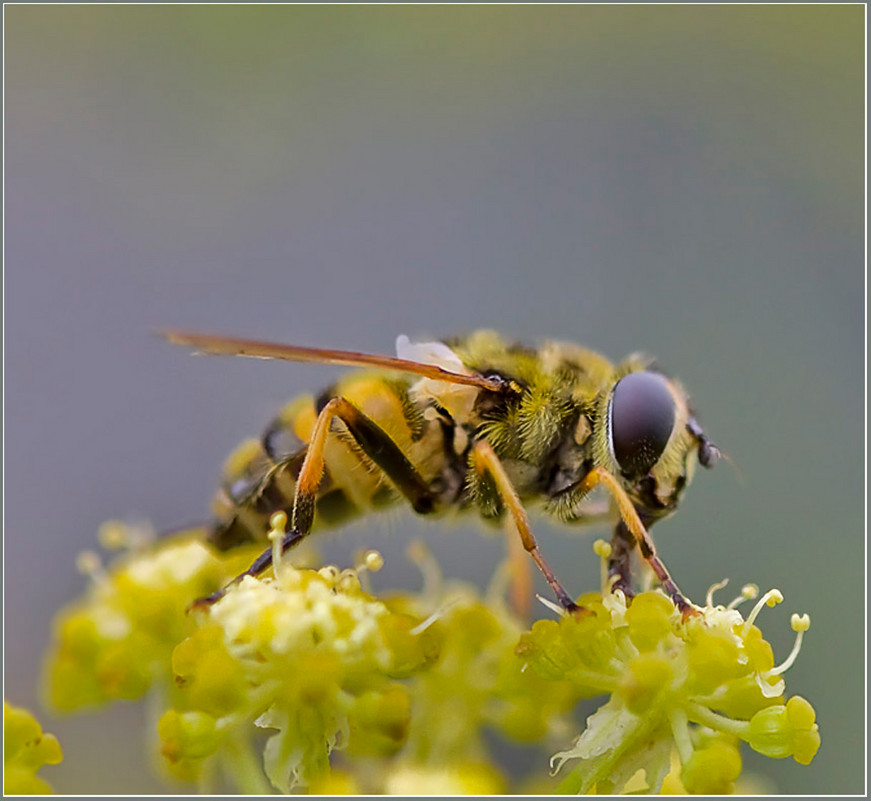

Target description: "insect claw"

left=187, top=588, right=225, bottom=613
left=563, top=600, right=592, bottom=618
left=676, top=597, right=702, bottom=620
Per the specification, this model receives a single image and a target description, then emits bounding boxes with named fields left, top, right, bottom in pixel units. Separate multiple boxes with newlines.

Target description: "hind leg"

left=193, top=396, right=437, bottom=607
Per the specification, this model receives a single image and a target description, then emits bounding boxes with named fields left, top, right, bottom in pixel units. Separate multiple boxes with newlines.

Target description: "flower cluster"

left=42, top=520, right=821, bottom=794
left=367, top=542, right=580, bottom=793
left=157, top=519, right=583, bottom=793
left=158, top=514, right=437, bottom=792
left=517, top=543, right=820, bottom=794
left=4, top=701, right=63, bottom=794
left=44, top=521, right=263, bottom=711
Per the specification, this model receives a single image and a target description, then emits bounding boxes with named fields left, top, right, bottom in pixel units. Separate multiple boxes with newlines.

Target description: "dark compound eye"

left=609, top=371, right=676, bottom=477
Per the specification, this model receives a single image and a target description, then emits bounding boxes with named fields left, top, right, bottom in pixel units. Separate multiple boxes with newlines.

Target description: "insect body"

left=165, top=330, right=720, bottom=613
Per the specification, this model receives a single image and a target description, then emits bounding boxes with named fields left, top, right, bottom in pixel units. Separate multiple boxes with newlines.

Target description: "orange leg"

left=471, top=441, right=580, bottom=615
left=575, top=466, right=695, bottom=615
left=193, top=396, right=435, bottom=608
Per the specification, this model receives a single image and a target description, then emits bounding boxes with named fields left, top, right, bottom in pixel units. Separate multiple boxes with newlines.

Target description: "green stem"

left=685, top=702, right=749, bottom=739
left=668, top=707, right=693, bottom=765
left=222, top=732, right=274, bottom=795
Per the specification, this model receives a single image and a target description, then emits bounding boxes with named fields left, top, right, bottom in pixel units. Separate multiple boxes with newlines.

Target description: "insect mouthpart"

left=697, top=436, right=721, bottom=469
left=608, top=371, right=676, bottom=478
left=686, top=413, right=721, bottom=470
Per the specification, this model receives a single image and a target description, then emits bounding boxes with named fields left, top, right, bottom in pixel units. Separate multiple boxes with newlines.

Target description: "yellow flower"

left=383, top=761, right=507, bottom=794
left=4, top=702, right=63, bottom=795
left=41, top=518, right=822, bottom=794
left=43, top=523, right=261, bottom=711
left=516, top=543, right=820, bottom=794
left=158, top=513, right=434, bottom=792
left=381, top=540, right=580, bottom=773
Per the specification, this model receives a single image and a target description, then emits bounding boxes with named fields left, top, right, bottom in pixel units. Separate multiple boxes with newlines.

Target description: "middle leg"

left=470, top=441, right=581, bottom=614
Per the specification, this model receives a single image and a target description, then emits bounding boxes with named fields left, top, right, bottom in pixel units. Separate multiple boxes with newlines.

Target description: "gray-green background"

left=5, top=5, right=864, bottom=794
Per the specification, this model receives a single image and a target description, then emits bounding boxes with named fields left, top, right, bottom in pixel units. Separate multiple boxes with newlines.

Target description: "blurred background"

left=5, top=5, right=863, bottom=794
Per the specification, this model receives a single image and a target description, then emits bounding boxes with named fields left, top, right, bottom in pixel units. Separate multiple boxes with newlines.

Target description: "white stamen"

left=593, top=539, right=611, bottom=593
left=337, top=570, right=361, bottom=594
left=268, top=511, right=288, bottom=584
left=75, top=550, right=106, bottom=584
left=361, top=550, right=384, bottom=573
left=407, top=539, right=443, bottom=603
left=767, top=614, right=811, bottom=677
left=705, top=578, right=729, bottom=608
left=409, top=597, right=461, bottom=635
left=742, top=589, right=783, bottom=637
left=727, top=583, right=759, bottom=610
left=97, top=520, right=130, bottom=550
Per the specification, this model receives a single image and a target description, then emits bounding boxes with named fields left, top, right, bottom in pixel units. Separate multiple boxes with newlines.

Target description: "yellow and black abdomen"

left=208, top=372, right=437, bottom=550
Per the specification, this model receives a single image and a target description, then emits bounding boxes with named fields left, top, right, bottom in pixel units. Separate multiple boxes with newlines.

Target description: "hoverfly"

left=164, top=329, right=720, bottom=614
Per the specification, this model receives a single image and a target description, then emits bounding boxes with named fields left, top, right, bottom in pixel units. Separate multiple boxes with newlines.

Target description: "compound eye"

left=609, top=371, right=676, bottom=477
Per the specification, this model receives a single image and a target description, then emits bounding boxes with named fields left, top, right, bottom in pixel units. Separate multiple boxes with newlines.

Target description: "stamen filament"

left=727, top=583, right=759, bottom=610
left=75, top=550, right=107, bottom=585
left=685, top=701, right=749, bottom=739
left=705, top=578, right=729, bottom=608
left=768, top=614, right=811, bottom=676
left=406, top=539, right=442, bottom=604
left=594, top=539, right=612, bottom=593
left=742, top=589, right=783, bottom=636
left=409, top=598, right=461, bottom=635
left=268, top=511, right=288, bottom=584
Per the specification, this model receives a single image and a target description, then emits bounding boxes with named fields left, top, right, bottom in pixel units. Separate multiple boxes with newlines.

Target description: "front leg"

left=570, top=467, right=696, bottom=615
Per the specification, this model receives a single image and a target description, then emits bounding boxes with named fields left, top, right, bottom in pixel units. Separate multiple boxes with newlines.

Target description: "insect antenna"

left=718, top=449, right=746, bottom=487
